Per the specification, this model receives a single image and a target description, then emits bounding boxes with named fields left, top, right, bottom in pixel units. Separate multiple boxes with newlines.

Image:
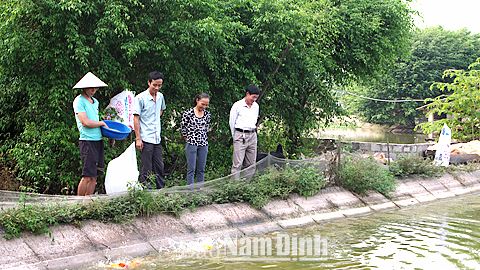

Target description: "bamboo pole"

left=387, top=138, right=390, bottom=166
left=337, top=135, right=342, bottom=169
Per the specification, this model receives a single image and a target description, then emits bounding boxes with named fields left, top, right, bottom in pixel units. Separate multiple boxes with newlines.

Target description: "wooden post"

left=337, top=135, right=342, bottom=169
left=387, top=138, right=390, bottom=166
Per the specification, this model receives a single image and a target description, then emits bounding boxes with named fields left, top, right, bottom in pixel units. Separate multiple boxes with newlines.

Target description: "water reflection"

left=313, top=127, right=428, bottom=144
left=80, top=193, right=480, bottom=270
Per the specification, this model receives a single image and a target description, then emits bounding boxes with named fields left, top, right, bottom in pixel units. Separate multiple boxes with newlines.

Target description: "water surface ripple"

left=81, top=193, right=480, bottom=270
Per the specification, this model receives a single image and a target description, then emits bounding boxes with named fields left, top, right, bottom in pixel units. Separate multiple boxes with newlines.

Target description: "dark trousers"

left=139, top=141, right=165, bottom=189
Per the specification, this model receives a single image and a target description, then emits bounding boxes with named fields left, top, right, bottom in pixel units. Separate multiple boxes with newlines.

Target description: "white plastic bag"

left=105, top=90, right=135, bottom=130
left=434, top=124, right=451, bottom=167
left=105, top=142, right=141, bottom=194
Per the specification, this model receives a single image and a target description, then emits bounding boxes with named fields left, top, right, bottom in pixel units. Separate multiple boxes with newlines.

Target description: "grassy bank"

left=1, top=152, right=478, bottom=240
left=0, top=164, right=326, bottom=239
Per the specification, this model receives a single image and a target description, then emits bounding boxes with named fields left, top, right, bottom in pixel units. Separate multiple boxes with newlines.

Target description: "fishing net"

left=0, top=153, right=335, bottom=209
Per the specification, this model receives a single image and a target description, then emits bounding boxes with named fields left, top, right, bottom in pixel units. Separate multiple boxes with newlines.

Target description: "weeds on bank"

left=0, top=164, right=326, bottom=239
left=389, top=152, right=480, bottom=176
left=335, top=151, right=480, bottom=198
left=389, top=153, right=442, bottom=178
left=446, top=160, right=480, bottom=173
left=333, top=155, right=397, bottom=197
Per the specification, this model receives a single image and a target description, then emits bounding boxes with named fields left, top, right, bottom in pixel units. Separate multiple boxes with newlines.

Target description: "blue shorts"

left=79, top=140, right=105, bottom=177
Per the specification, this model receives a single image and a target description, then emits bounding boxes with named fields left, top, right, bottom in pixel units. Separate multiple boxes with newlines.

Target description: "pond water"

left=82, top=192, right=480, bottom=270
left=313, top=126, right=428, bottom=144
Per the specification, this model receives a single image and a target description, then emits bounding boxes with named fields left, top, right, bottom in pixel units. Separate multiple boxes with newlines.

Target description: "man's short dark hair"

left=246, top=85, right=260, bottom=95
left=148, top=71, right=164, bottom=83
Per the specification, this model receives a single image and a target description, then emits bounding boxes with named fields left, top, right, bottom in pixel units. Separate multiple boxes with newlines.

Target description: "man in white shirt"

left=229, top=85, right=260, bottom=175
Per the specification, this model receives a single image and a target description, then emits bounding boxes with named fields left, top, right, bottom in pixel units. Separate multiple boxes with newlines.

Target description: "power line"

left=334, top=88, right=426, bottom=103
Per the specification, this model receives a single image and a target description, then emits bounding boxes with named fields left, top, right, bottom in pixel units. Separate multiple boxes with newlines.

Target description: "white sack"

left=105, top=142, right=141, bottom=194
left=434, top=124, right=451, bottom=167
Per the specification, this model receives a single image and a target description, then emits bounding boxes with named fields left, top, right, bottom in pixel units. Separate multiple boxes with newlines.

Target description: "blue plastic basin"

left=101, top=120, right=132, bottom=140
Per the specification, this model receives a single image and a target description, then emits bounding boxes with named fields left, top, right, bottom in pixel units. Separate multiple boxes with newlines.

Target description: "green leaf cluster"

left=417, top=58, right=480, bottom=141
left=344, top=27, right=480, bottom=126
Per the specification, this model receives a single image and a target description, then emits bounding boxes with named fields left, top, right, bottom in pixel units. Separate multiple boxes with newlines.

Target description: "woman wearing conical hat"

left=72, top=72, right=109, bottom=196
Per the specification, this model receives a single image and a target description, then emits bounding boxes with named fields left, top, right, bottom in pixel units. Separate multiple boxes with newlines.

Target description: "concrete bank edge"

left=2, top=170, right=480, bottom=270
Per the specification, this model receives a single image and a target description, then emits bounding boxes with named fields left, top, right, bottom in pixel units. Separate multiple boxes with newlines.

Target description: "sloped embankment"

left=2, top=171, right=480, bottom=270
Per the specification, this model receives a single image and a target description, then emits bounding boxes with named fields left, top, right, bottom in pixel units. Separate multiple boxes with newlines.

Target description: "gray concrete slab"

left=211, top=202, right=270, bottom=226
left=455, top=171, right=480, bottom=188
left=3, top=263, right=42, bottom=270
left=468, top=170, right=480, bottom=180
left=41, top=251, right=105, bottom=270
left=320, top=187, right=365, bottom=209
left=392, top=179, right=429, bottom=200
left=310, top=211, right=344, bottom=222
left=4, top=263, right=48, bottom=270
left=413, top=193, right=438, bottom=203
left=393, top=197, right=421, bottom=207
left=416, top=177, right=455, bottom=199
left=288, top=191, right=335, bottom=213
left=261, top=197, right=304, bottom=219
left=196, top=228, right=245, bottom=240
left=80, top=220, right=145, bottom=250
left=403, top=177, right=437, bottom=202
left=149, top=235, right=197, bottom=252
left=368, top=202, right=398, bottom=211
left=0, top=234, right=38, bottom=268
left=179, top=205, right=232, bottom=233
left=238, top=222, right=283, bottom=236
left=134, top=213, right=191, bottom=241
left=436, top=173, right=467, bottom=195
left=356, top=191, right=390, bottom=205
left=20, top=224, right=95, bottom=261
left=339, top=206, right=373, bottom=217
left=102, top=242, right=156, bottom=260
left=456, top=186, right=480, bottom=195
left=276, top=216, right=316, bottom=228
left=355, top=191, right=398, bottom=211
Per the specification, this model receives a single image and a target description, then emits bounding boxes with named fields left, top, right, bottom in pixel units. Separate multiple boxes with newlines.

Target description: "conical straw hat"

left=73, top=72, right=108, bottom=89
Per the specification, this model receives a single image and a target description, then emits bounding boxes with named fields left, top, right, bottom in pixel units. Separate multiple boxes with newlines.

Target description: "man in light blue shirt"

left=134, top=71, right=166, bottom=188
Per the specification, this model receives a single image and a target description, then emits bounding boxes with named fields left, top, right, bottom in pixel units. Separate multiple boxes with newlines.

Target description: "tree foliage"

left=343, top=27, right=480, bottom=126
left=416, top=59, right=480, bottom=141
left=0, top=0, right=415, bottom=194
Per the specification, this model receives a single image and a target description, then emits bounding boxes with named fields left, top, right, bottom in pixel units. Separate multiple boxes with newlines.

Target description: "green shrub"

left=389, top=153, right=442, bottom=178
left=247, top=164, right=326, bottom=207
left=336, top=155, right=396, bottom=197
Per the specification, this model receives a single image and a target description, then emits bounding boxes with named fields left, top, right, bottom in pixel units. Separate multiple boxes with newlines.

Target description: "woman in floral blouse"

left=180, top=93, right=211, bottom=186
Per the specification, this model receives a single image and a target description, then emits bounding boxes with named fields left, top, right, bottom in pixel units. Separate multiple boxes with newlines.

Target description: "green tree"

left=0, top=0, right=415, bottom=193
left=417, top=59, right=480, bottom=141
left=249, top=0, right=415, bottom=153
left=343, top=27, right=480, bottom=126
